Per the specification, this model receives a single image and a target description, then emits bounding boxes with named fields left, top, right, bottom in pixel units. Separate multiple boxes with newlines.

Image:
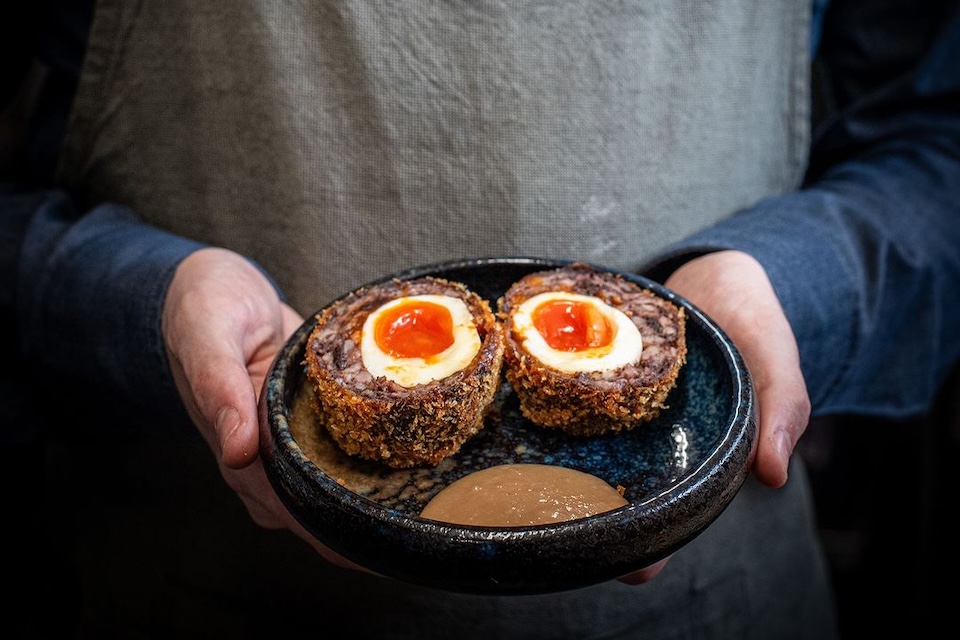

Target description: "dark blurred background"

left=798, top=363, right=960, bottom=636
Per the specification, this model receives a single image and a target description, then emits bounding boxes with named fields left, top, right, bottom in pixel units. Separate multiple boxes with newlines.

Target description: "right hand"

left=664, top=250, right=811, bottom=489
left=620, top=250, right=811, bottom=586
left=161, top=247, right=367, bottom=572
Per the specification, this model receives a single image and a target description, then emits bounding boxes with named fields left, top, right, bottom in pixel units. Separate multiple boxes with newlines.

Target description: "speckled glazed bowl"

left=259, top=257, right=756, bottom=595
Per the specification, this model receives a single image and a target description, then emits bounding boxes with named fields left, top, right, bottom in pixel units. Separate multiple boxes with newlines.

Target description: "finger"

left=167, top=308, right=260, bottom=468
left=195, top=352, right=261, bottom=469
left=729, top=293, right=810, bottom=488
left=226, top=460, right=373, bottom=573
left=166, top=295, right=262, bottom=469
left=663, top=251, right=810, bottom=488
left=617, top=555, right=672, bottom=585
left=164, top=251, right=289, bottom=468
left=749, top=347, right=810, bottom=488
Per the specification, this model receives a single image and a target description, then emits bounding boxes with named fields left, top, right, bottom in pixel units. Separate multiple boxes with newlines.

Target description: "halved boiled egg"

left=360, top=294, right=481, bottom=387
left=511, top=291, right=643, bottom=373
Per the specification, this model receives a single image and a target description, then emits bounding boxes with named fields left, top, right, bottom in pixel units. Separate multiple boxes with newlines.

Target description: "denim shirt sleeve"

left=641, top=3, right=960, bottom=419
left=4, top=0, right=958, bottom=426
left=0, top=0, right=204, bottom=422
left=11, top=189, right=205, bottom=416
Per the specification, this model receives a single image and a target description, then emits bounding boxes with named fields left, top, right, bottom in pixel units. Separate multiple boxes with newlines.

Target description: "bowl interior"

left=260, top=257, right=756, bottom=594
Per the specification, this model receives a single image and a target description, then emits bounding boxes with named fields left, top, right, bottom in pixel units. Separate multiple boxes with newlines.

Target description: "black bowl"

left=259, top=257, right=756, bottom=595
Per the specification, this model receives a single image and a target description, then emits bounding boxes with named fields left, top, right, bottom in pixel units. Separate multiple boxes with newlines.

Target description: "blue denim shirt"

left=2, top=0, right=959, bottom=434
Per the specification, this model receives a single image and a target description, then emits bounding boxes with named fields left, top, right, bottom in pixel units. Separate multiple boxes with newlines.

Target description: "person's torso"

left=59, top=0, right=810, bottom=314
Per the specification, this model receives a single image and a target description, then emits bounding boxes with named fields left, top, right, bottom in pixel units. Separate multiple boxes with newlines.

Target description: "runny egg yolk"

left=373, top=299, right=454, bottom=359
left=512, top=292, right=643, bottom=374
left=361, top=294, right=481, bottom=387
left=531, top=299, right=614, bottom=352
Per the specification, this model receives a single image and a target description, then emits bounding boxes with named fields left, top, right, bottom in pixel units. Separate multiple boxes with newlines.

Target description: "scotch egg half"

left=511, top=291, right=643, bottom=373
left=360, top=294, right=482, bottom=387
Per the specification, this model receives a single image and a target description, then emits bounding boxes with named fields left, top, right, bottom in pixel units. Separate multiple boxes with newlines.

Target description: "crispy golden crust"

left=498, top=264, right=687, bottom=436
left=304, top=277, right=505, bottom=468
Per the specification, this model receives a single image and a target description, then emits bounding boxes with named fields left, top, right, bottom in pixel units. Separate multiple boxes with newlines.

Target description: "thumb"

left=179, top=303, right=303, bottom=469
left=162, top=248, right=286, bottom=470
left=213, top=302, right=304, bottom=468
left=170, top=337, right=261, bottom=469
left=199, top=353, right=261, bottom=469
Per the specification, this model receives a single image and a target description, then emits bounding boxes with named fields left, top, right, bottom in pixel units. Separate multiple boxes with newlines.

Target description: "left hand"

left=162, top=247, right=366, bottom=572
left=664, top=250, right=811, bottom=488
left=617, top=250, right=810, bottom=586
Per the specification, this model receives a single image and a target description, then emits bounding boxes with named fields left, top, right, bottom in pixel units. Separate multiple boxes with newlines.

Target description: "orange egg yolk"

left=531, top=298, right=614, bottom=352
left=374, top=299, right=455, bottom=359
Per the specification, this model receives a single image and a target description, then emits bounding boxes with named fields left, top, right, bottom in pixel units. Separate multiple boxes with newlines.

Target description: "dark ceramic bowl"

left=259, top=257, right=756, bottom=595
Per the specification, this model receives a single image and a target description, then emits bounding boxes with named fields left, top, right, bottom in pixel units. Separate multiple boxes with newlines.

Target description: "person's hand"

left=664, top=250, right=811, bottom=488
left=617, top=250, right=810, bottom=587
left=161, top=247, right=364, bottom=571
left=617, top=556, right=672, bottom=585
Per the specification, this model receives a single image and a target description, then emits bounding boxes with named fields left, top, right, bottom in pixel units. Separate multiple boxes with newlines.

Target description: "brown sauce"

left=419, top=463, right=628, bottom=527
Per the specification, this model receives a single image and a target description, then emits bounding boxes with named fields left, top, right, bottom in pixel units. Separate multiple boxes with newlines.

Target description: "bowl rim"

left=259, top=256, right=756, bottom=594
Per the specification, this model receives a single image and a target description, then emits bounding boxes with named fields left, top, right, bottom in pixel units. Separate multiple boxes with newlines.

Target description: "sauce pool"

left=420, top=463, right=628, bottom=527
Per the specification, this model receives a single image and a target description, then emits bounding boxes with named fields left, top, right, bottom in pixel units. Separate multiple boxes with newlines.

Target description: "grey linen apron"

left=55, top=1, right=838, bottom=638
left=60, top=0, right=810, bottom=314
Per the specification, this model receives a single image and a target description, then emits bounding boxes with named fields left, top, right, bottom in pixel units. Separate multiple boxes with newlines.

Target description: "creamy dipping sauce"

left=419, top=463, right=628, bottom=527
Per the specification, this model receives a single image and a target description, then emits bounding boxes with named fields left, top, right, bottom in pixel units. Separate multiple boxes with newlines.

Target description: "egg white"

left=512, top=291, right=643, bottom=373
left=360, top=294, right=482, bottom=388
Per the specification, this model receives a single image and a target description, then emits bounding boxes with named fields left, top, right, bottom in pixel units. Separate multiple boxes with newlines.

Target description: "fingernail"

left=216, top=406, right=242, bottom=453
left=775, top=431, right=791, bottom=485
